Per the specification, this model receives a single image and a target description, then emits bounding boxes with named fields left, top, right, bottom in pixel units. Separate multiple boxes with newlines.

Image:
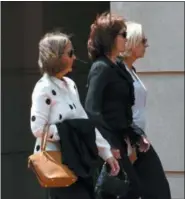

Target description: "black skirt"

left=49, top=177, right=95, bottom=199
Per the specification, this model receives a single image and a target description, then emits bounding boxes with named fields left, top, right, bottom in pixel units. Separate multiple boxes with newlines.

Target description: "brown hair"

left=87, top=12, right=126, bottom=61
left=38, top=31, right=70, bottom=76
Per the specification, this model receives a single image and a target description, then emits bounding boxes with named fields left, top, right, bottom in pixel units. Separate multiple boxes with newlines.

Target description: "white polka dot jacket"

left=30, top=73, right=112, bottom=161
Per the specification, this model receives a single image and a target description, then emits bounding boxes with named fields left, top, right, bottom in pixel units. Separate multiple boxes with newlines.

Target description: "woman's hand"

left=106, top=156, right=120, bottom=176
left=137, top=136, right=150, bottom=152
left=111, top=149, right=122, bottom=159
left=46, top=125, right=60, bottom=142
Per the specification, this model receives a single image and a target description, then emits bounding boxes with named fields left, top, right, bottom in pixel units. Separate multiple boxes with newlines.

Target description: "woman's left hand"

left=111, top=149, right=122, bottom=159
left=106, top=156, right=120, bottom=176
left=138, top=136, right=150, bottom=153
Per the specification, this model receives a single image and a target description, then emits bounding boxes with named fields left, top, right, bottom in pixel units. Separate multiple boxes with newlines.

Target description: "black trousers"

left=49, top=177, right=95, bottom=199
left=120, top=145, right=171, bottom=199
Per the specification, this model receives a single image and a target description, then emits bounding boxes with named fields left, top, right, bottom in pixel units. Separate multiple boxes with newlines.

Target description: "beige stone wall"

left=111, top=2, right=184, bottom=198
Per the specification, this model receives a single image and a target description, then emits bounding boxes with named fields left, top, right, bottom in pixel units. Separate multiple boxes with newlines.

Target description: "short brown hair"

left=38, top=31, right=70, bottom=76
left=87, top=12, right=126, bottom=61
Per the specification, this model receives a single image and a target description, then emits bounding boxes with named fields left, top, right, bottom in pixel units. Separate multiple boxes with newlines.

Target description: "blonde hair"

left=38, top=32, right=70, bottom=75
left=122, top=21, right=143, bottom=58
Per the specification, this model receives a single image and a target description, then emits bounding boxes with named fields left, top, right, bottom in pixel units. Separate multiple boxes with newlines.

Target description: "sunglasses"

left=118, top=31, right=127, bottom=39
left=142, top=38, right=148, bottom=45
left=61, top=49, right=75, bottom=58
left=67, top=49, right=75, bottom=58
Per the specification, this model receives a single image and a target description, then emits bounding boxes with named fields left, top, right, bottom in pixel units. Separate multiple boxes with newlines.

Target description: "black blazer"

left=56, top=119, right=99, bottom=178
left=85, top=56, right=144, bottom=148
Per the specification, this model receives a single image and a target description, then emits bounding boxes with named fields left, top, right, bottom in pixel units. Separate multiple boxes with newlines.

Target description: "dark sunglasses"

left=119, top=31, right=127, bottom=39
left=67, top=49, right=75, bottom=58
left=61, top=49, right=75, bottom=58
left=142, top=38, right=148, bottom=44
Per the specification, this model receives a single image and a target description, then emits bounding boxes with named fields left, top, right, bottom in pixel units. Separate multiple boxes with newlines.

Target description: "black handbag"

left=95, top=161, right=130, bottom=198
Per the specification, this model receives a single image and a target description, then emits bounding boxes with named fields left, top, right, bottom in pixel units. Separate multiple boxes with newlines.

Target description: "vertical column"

left=111, top=2, right=184, bottom=198
left=2, top=2, right=47, bottom=199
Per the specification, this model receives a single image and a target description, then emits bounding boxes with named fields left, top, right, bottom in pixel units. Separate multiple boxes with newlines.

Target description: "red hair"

left=87, top=12, right=126, bottom=61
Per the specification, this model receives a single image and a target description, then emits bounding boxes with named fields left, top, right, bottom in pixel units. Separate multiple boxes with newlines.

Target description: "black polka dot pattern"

left=36, top=145, right=40, bottom=151
left=73, top=103, right=76, bottom=109
left=69, top=104, right=73, bottom=110
left=31, top=116, right=36, bottom=121
left=52, top=90, right=56, bottom=95
left=59, top=114, right=62, bottom=120
left=50, top=135, right=53, bottom=139
left=45, top=98, right=51, bottom=105
left=74, top=85, right=76, bottom=90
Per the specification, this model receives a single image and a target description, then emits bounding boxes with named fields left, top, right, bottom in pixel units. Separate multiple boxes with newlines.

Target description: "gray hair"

left=122, top=21, right=143, bottom=58
left=38, top=32, right=70, bottom=75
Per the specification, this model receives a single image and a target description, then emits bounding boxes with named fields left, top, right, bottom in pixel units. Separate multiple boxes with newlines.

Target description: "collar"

left=43, top=73, right=67, bottom=90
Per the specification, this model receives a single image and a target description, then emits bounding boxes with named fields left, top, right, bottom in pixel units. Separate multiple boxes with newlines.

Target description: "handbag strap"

left=41, top=124, right=49, bottom=151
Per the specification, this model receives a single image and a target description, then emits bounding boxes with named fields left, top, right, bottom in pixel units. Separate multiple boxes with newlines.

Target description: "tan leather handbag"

left=28, top=124, right=77, bottom=188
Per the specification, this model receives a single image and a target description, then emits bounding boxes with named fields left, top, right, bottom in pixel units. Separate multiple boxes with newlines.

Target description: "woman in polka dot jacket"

left=30, top=31, right=119, bottom=199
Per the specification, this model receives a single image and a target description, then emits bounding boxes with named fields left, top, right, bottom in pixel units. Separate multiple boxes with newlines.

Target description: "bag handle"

left=41, top=124, right=49, bottom=151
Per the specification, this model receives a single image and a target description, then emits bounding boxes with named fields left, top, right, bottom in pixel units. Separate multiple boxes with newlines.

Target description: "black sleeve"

left=127, top=122, right=145, bottom=145
left=85, top=61, right=115, bottom=147
left=132, top=66, right=136, bottom=73
left=131, top=122, right=145, bottom=136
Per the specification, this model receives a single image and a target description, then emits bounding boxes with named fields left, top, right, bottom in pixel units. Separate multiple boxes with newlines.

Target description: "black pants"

left=121, top=145, right=171, bottom=199
left=49, top=177, right=95, bottom=199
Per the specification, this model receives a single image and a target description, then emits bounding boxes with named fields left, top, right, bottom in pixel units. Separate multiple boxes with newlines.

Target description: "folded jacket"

left=56, top=119, right=99, bottom=178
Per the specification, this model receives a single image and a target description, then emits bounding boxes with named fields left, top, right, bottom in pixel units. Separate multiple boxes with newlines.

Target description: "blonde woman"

left=30, top=31, right=119, bottom=199
left=121, top=21, right=171, bottom=199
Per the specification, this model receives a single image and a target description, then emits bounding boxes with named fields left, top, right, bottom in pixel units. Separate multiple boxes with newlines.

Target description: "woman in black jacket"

left=85, top=13, right=150, bottom=199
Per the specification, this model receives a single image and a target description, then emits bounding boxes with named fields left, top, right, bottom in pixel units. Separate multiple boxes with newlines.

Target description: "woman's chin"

left=120, top=48, right=125, bottom=53
left=138, top=52, right=145, bottom=59
left=68, top=68, right=73, bottom=72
